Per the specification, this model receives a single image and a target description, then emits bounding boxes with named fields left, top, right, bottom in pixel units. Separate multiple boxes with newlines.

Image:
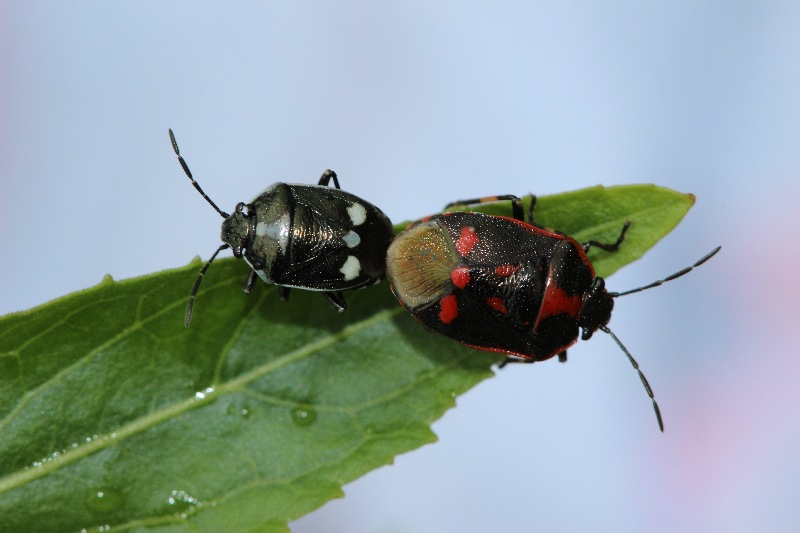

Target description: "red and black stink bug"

left=386, top=195, right=720, bottom=431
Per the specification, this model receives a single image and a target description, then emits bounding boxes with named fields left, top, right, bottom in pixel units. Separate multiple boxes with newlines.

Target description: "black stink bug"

left=386, top=195, right=720, bottom=431
left=169, top=129, right=394, bottom=326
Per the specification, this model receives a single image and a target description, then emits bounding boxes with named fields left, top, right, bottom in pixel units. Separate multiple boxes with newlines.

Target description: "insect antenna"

left=186, top=244, right=230, bottom=327
left=169, top=128, right=229, bottom=218
left=601, top=326, right=664, bottom=432
left=600, top=246, right=720, bottom=431
left=609, top=246, right=721, bottom=298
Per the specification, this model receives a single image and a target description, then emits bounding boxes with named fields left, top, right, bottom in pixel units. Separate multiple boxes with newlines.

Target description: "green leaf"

left=0, top=185, right=693, bottom=532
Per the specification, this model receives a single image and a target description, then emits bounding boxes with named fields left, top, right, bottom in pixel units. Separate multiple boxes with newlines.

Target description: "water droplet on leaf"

left=85, top=487, right=124, bottom=513
left=291, top=407, right=317, bottom=427
left=166, top=489, right=199, bottom=516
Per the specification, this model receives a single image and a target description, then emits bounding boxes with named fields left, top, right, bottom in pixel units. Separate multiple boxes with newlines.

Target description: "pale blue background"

left=2, top=2, right=799, bottom=532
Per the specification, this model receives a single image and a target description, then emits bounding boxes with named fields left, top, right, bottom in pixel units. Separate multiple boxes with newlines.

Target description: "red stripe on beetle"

left=455, top=226, right=479, bottom=256
left=536, top=282, right=583, bottom=326
left=486, top=297, right=508, bottom=314
left=439, top=294, right=459, bottom=324
left=450, top=266, right=471, bottom=289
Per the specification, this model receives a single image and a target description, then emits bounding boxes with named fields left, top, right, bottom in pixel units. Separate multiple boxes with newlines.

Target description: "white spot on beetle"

left=347, top=203, right=367, bottom=226
left=339, top=255, right=361, bottom=280
left=255, top=214, right=290, bottom=251
left=342, top=230, right=361, bottom=248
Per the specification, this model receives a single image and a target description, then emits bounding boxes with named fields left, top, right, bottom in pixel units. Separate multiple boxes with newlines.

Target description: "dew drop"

left=239, top=399, right=253, bottom=419
left=85, top=487, right=124, bottom=513
left=291, top=407, right=317, bottom=427
left=166, top=489, right=199, bottom=516
left=194, top=386, right=215, bottom=400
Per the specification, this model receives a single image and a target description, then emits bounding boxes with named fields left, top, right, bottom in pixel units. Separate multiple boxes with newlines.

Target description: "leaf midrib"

left=0, top=306, right=404, bottom=495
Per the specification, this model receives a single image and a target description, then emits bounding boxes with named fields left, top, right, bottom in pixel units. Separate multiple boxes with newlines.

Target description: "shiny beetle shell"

left=224, top=182, right=394, bottom=291
left=386, top=211, right=610, bottom=359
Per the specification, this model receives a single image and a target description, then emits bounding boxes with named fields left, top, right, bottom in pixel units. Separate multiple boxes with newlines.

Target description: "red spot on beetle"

left=450, top=266, right=471, bottom=289
left=495, top=264, right=519, bottom=277
left=455, top=227, right=479, bottom=256
left=486, top=297, right=508, bottom=314
left=439, top=294, right=459, bottom=324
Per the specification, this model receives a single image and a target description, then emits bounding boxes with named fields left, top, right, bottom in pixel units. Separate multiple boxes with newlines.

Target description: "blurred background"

left=2, top=2, right=798, bottom=532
